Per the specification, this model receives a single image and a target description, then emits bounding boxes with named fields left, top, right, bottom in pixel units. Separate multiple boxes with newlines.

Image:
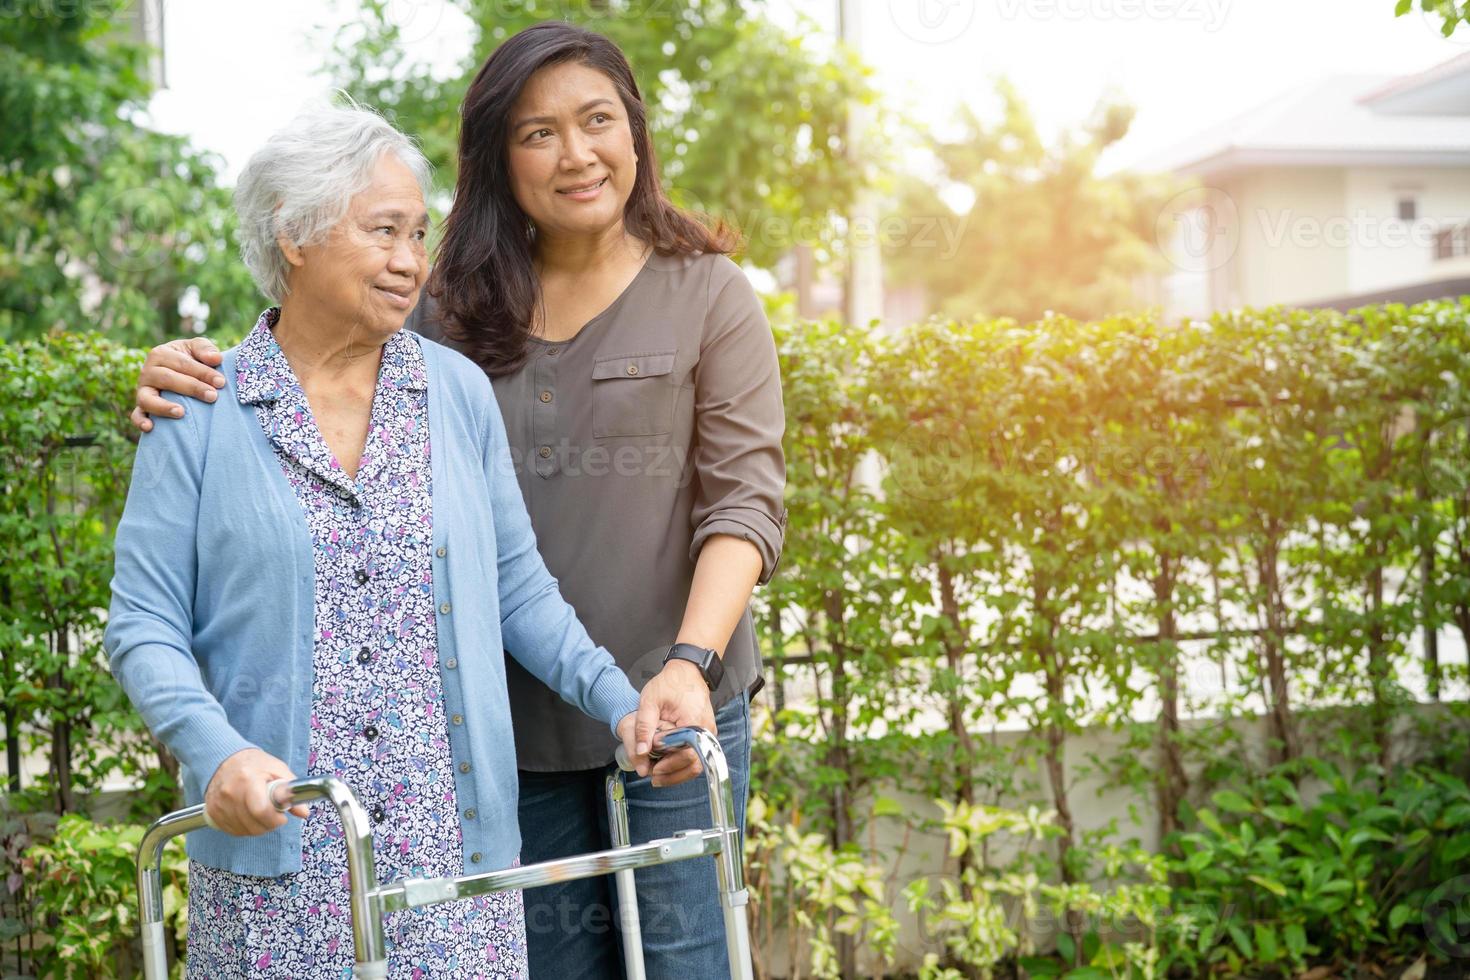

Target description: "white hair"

left=233, top=99, right=432, bottom=303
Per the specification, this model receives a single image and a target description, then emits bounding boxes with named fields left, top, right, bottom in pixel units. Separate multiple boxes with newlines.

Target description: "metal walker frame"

left=136, top=727, right=753, bottom=980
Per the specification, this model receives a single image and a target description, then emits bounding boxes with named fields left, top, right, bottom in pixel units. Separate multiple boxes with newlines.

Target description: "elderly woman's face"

left=506, top=61, right=638, bottom=241
left=287, top=154, right=429, bottom=337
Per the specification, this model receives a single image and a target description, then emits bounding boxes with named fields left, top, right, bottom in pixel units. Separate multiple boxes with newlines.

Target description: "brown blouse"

left=407, top=251, right=787, bottom=770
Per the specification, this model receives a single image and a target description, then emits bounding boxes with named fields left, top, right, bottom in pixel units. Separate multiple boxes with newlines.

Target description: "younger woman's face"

left=506, top=60, right=638, bottom=242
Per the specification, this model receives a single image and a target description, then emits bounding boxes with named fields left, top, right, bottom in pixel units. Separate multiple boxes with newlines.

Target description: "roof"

left=1140, top=59, right=1470, bottom=177
left=1359, top=50, right=1470, bottom=116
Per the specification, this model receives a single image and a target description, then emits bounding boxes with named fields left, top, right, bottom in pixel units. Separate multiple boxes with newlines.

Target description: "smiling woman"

left=104, top=100, right=699, bottom=979
left=126, top=23, right=787, bottom=980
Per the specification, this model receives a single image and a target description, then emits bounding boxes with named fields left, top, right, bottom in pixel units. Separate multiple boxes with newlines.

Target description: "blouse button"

left=356, top=648, right=372, bottom=665
left=539, top=390, right=553, bottom=403
left=355, top=568, right=370, bottom=586
left=363, top=724, right=380, bottom=740
left=371, top=804, right=386, bottom=824
left=626, top=363, right=639, bottom=376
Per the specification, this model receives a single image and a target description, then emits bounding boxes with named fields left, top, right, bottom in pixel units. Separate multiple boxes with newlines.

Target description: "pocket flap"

left=592, top=350, right=677, bottom=380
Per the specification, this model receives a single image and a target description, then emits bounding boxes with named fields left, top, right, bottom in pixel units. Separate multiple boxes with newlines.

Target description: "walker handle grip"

left=613, top=726, right=702, bottom=772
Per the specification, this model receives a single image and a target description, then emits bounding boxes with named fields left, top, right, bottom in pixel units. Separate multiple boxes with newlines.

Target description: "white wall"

left=1343, top=166, right=1470, bottom=296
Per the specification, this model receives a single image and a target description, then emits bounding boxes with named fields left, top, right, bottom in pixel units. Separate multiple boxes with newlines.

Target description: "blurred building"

left=115, top=0, right=167, bottom=89
left=1139, top=52, right=1470, bottom=319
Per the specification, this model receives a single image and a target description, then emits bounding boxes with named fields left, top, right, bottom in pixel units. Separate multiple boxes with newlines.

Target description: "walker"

left=136, top=727, right=753, bottom=980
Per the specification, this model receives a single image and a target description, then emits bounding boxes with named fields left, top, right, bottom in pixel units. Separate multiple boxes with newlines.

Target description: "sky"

left=144, top=0, right=1467, bottom=182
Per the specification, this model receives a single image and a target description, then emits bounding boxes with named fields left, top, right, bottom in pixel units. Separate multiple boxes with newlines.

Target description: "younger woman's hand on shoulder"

left=130, top=337, right=227, bottom=432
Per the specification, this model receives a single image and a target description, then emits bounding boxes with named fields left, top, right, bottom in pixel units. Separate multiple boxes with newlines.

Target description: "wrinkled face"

left=506, top=60, right=638, bottom=242
left=285, top=153, right=429, bottom=339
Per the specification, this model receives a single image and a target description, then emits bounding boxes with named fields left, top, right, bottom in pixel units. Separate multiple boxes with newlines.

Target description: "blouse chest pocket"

left=591, top=350, right=679, bottom=439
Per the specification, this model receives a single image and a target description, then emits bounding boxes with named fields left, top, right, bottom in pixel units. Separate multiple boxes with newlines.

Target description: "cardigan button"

left=464, top=808, right=477, bottom=820
left=440, top=602, right=452, bottom=615
left=436, top=546, right=447, bottom=558
left=459, top=761, right=472, bottom=774
left=445, top=657, right=458, bottom=669
left=452, top=714, right=463, bottom=726
left=470, top=852, right=482, bottom=863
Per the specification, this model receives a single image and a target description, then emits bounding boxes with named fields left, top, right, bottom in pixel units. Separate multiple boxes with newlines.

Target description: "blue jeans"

left=517, top=692, right=751, bottom=980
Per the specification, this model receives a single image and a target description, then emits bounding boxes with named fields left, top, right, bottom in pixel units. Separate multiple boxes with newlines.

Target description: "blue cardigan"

left=104, top=333, right=641, bottom=877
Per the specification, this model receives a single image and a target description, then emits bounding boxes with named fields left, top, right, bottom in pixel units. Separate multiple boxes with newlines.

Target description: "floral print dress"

left=185, top=311, right=528, bottom=979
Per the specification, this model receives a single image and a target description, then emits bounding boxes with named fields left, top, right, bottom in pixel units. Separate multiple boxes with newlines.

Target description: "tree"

left=882, top=80, right=1181, bottom=323
left=1395, top=0, right=1470, bottom=35
left=0, top=3, right=259, bottom=346
left=328, top=0, right=873, bottom=269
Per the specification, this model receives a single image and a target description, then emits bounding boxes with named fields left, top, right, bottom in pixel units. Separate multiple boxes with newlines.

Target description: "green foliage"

left=0, top=2, right=259, bottom=346
left=22, top=815, right=187, bottom=978
left=1166, top=757, right=1470, bottom=976
left=882, top=82, right=1183, bottom=323
left=1394, top=0, right=1470, bottom=35
left=0, top=332, right=174, bottom=819
left=746, top=794, right=899, bottom=980
left=328, top=0, right=873, bottom=268
left=753, top=295, right=1470, bottom=977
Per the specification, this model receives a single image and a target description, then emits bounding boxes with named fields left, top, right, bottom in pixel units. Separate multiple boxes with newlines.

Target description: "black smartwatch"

left=663, top=642, right=725, bottom=692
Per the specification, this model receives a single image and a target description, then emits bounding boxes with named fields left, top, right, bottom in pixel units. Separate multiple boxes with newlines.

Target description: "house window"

left=1435, top=223, right=1469, bottom=261
left=1397, top=196, right=1417, bottom=222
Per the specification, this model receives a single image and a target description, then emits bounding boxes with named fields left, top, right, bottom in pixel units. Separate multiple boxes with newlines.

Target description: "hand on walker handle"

left=626, top=659, right=715, bottom=787
left=614, top=717, right=704, bottom=788
left=203, top=747, right=309, bottom=836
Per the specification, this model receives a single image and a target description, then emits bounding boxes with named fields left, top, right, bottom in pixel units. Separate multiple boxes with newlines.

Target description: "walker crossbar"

left=136, top=726, right=753, bottom=980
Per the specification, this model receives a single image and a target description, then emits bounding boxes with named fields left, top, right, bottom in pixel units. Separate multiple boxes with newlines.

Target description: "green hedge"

left=753, top=297, right=1470, bottom=977
left=1, top=299, right=1469, bottom=977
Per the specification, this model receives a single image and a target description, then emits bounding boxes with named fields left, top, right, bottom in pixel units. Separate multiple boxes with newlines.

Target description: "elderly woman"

left=129, top=21, right=786, bottom=980
left=104, top=103, right=683, bottom=978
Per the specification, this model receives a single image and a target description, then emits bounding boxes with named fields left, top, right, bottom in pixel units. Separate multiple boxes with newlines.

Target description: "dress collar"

left=235, top=307, right=428, bottom=406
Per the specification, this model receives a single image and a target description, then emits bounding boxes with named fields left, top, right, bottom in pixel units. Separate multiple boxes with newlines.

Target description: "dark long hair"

left=431, top=21, right=736, bottom=375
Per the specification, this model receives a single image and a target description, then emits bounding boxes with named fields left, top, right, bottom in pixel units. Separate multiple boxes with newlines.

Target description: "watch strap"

left=664, top=642, right=724, bottom=692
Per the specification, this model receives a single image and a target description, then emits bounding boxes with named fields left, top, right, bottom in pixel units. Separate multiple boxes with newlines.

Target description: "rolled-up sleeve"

left=688, top=265, right=788, bottom=585
left=103, top=399, right=255, bottom=787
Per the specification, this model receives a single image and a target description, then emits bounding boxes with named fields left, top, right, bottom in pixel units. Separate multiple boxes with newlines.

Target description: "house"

left=1140, top=52, right=1470, bottom=318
